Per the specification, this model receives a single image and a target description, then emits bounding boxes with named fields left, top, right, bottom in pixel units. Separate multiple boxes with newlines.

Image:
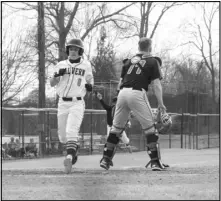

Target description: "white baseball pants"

left=57, top=98, right=85, bottom=144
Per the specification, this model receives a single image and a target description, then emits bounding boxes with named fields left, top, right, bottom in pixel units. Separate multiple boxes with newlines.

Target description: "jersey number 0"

left=77, top=78, right=82, bottom=86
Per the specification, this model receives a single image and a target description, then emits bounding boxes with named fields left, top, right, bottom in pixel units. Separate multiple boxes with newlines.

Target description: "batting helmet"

left=66, top=38, right=84, bottom=56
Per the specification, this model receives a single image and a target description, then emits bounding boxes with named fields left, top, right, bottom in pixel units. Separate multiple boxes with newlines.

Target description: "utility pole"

left=38, top=2, right=45, bottom=156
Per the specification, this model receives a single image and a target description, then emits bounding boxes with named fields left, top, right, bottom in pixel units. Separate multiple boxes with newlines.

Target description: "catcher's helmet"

left=66, top=38, right=84, bottom=56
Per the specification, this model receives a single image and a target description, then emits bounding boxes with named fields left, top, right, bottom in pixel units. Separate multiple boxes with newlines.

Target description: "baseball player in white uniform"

left=50, top=38, right=94, bottom=174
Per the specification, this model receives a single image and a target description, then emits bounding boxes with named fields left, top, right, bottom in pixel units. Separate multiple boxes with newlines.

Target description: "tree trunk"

left=58, top=33, right=67, bottom=61
left=211, top=72, right=216, bottom=113
left=38, top=2, right=46, bottom=156
left=38, top=2, right=45, bottom=109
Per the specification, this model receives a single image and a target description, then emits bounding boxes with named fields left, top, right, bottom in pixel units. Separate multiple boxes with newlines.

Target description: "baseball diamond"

left=2, top=2, right=219, bottom=200
left=2, top=148, right=219, bottom=200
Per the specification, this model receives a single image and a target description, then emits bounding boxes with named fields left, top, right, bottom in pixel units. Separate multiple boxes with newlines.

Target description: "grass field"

left=2, top=148, right=219, bottom=200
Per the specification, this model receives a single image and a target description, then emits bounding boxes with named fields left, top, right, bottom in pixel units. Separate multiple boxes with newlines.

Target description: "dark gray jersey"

left=120, top=54, right=162, bottom=91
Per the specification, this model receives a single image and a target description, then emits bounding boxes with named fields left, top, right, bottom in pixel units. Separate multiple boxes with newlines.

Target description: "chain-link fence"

left=2, top=107, right=219, bottom=160
left=84, top=80, right=218, bottom=114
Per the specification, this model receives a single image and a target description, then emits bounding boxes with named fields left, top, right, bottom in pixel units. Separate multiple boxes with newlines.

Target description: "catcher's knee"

left=110, top=126, right=125, bottom=138
left=143, top=123, right=157, bottom=136
left=107, top=132, right=120, bottom=145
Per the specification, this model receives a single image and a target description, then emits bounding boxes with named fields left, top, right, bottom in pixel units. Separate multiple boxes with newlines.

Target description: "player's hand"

left=126, top=121, right=131, bottom=128
left=85, top=83, right=93, bottom=92
left=158, top=105, right=166, bottom=114
left=54, top=68, right=66, bottom=77
left=58, top=68, right=66, bottom=76
left=96, top=92, right=102, bottom=100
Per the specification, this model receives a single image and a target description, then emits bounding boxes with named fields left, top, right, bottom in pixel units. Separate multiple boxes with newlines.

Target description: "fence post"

left=90, top=112, right=93, bottom=154
left=196, top=113, right=199, bottom=150
left=21, top=111, right=25, bottom=150
left=188, top=114, right=191, bottom=149
left=169, top=132, right=171, bottom=148
left=208, top=115, right=210, bottom=148
left=181, top=113, right=183, bottom=148
left=47, top=111, right=50, bottom=154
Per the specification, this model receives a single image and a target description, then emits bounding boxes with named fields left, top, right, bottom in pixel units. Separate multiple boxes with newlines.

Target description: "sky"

left=2, top=2, right=220, bottom=102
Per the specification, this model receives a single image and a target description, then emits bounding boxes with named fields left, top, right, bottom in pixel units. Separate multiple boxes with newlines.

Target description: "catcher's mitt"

left=154, top=109, right=172, bottom=134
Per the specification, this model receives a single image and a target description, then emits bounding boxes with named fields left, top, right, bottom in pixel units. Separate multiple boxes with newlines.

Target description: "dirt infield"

left=2, top=148, right=219, bottom=200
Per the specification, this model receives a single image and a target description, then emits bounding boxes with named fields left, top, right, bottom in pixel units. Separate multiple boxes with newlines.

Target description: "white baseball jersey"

left=54, top=58, right=94, bottom=98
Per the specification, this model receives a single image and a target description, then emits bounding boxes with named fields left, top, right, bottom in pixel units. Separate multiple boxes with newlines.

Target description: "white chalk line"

left=2, top=159, right=218, bottom=172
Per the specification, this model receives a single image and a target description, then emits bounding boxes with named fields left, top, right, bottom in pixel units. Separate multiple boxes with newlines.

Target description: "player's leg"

left=100, top=91, right=130, bottom=170
left=57, top=102, right=69, bottom=145
left=128, top=89, right=165, bottom=171
left=103, top=125, right=115, bottom=166
left=120, top=130, right=132, bottom=153
left=120, top=130, right=130, bottom=144
left=57, top=102, right=71, bottom=173
left=64, top=101, right=85, bottom=173
left=57, top=101, right=69, bottom=155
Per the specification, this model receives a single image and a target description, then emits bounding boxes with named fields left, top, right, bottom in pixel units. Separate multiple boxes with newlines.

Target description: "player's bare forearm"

left=50, top=77, right=60, bottom=87
left=117, top=78, right=123, bottom=91
left=152, top=79, right=164, bottom=107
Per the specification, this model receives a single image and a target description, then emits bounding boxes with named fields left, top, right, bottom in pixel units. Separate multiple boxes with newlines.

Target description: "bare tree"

left=42, top=2, right=135, bottom=61
left=181, top=3, right=219, bottom=109
left=4, top=2, right=136, bottom=61
left=127, top=2, right=187, bottom=39
left=2, top=27, right=37, bottom=105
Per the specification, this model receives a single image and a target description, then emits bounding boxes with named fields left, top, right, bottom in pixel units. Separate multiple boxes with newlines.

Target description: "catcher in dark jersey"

left=100, top=37, right=171, bottom=171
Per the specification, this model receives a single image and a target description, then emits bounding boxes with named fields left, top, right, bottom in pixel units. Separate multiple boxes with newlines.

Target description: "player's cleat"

left=64, top=155, right=72, bottom=174
left=100, top=158, right=111, bottom=170
left=162, top=163, right=169, bottom=168
left=126, top=144, right=133, bottom=153
left=109, top=160, right=114, bottom=167
left=100, top=158, right=113, bottom=167
left=150, top=160, right=165, bottom=171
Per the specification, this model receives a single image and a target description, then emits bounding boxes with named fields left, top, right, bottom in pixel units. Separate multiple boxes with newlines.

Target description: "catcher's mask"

left=160, top=113, right=172, bottom=126
left=66, top=38, right=84, bottom=56
left=154, top=109, right=172, bottom=134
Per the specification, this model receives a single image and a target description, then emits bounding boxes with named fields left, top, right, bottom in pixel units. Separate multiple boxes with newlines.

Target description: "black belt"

left=62, top=97, right=82, bottom=101
left=122, top=86, right=143, bottom=91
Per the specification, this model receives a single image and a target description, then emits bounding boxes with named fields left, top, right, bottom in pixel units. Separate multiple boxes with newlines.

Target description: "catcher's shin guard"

left=145, top=133, right=165, bottom=171
left=100, top=132, right=119, bottom=170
